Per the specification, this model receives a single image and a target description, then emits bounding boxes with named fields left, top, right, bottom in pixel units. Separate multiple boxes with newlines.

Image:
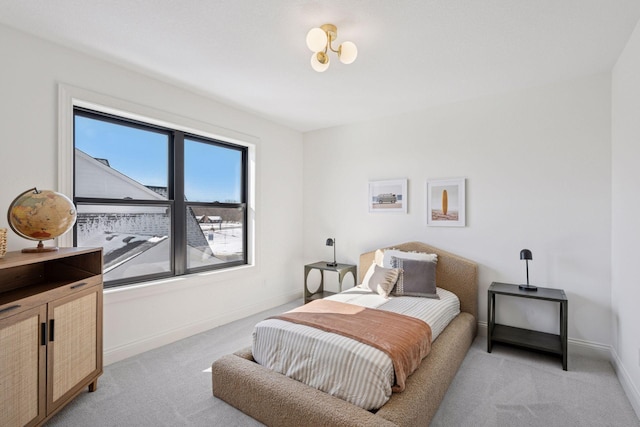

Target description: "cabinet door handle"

left=71, top=282, right=88, bottom=290
left=0, top=304, right=21, bottom=314
left=49, top=319, right=55, bottom=342
left=41, top=322, right=47, bottom=346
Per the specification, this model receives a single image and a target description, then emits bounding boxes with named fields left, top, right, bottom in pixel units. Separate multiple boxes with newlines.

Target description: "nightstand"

left=487, top=282, right=568, bottom=370
left=304, top=262, right=357, bottom=304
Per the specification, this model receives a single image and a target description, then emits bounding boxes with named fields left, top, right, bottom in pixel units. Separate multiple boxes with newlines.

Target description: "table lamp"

left=326, top=238, right=337, bottom=267
left=519, top=249, right=537, bottom=291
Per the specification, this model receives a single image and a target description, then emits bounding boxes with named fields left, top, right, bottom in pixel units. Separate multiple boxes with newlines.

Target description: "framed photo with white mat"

left=427, top=178, right=465, bottom=226
left=368, top=179, right=407, bottom=214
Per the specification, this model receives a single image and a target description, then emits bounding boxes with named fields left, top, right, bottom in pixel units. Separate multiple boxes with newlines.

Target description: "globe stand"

left=22, top=240, right=59, bottom=253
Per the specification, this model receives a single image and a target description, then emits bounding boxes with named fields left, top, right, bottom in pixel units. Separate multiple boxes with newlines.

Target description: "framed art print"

left=368, top=179, right=407, bottom=213
left=427, top=178, right=465, bottom=226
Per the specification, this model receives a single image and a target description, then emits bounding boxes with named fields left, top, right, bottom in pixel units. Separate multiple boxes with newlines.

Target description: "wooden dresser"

left=0, top=247, right=103, bottom=427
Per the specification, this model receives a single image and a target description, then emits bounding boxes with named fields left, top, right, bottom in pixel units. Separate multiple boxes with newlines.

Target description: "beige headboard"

left=359, top=242, right=478, bottom=321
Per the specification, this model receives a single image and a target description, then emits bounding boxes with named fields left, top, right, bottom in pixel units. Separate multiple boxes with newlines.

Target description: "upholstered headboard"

left=359, top=242, right=478, bottom=321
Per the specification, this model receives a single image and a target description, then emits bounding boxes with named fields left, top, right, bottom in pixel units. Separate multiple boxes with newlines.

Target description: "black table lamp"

left=326, top=238, right=337, bottom=267
left=519, top=249, right=537, bottom=291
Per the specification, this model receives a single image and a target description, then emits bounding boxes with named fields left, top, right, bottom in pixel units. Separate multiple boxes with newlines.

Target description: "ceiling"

left=1, top=1, right=639, bottom=133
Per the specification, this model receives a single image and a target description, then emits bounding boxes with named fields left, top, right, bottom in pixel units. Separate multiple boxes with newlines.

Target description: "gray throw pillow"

left=390, top=256, right=439, bottom=299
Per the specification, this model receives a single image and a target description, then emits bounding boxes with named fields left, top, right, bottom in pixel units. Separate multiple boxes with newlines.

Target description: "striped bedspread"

left=252, top=287, right=460, bottom=410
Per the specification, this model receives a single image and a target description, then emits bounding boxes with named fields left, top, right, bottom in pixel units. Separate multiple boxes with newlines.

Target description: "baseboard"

left=103, top=290, right=300, bottom=365
left=476, top=321, right=610, bottom=360
left=477, top=321, right=488, bottom=337
left=611, top=347, right=640, bottom=420
left=567, top=337, right=611, bottom=359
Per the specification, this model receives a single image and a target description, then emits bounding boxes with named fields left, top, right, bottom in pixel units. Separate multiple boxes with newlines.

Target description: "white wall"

left=2, top=19, right=636, bottom=410
left=0, top=24, right=304, bottom=364
left=612, top=19, right=640, bottom=417
left=304, top=73, right=612, bottom=347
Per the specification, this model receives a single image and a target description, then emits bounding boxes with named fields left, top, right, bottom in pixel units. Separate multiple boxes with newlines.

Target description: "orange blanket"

left=270, top=299, right=432, bottom=392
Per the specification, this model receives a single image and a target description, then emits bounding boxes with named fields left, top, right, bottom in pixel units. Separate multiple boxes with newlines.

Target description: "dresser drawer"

left=46, top=274, right=103, bottom=302
left=0, top=298, right=38, bottom=320
left=0, top=275, right=102, bottom=320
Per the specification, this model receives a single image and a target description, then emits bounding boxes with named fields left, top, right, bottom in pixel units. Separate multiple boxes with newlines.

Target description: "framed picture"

left=427, top=178, right=466, bottom=226
left=368, top=179, right=407, bottom=213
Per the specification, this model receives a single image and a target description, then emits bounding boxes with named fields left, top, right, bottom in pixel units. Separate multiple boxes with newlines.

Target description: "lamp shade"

left=306, top=27, right=327, bottom=52
left=326, top=238, right=334, bottom=246
left=338, top=41, right=358, bottom=64
left=310, top=52, right=330, bottom=72
left=520, top=249, right=532, bottom=260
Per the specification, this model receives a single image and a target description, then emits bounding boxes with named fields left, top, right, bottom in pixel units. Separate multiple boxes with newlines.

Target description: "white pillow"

left=378, top=249, right=438, bottom=268
left=360, top=262, right=400, bottom=298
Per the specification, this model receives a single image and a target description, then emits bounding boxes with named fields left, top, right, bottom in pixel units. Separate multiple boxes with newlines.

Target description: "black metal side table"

left=487, top=281, right=568, bottom=370
left=304, top=262, right=357, bottom=304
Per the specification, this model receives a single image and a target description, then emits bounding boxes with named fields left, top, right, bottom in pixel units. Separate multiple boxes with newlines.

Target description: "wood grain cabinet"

left=0, top=247, right=103, bottom=427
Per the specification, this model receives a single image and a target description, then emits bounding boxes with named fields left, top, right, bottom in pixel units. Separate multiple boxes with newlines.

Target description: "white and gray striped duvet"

left=252, top=287, right=460, bottom=410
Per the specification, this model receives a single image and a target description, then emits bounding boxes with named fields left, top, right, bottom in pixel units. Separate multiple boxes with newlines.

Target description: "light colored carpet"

left=433, top=339, right=640, bottom=427
left=46, top=300, right=639, bottom=426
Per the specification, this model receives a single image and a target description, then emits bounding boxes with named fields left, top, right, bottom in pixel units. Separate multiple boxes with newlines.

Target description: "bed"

left=212, top=242, right=478, bottom=426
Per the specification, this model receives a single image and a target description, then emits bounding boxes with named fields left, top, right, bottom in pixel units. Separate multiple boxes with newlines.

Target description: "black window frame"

left=73, top=107, right=248, bottom=288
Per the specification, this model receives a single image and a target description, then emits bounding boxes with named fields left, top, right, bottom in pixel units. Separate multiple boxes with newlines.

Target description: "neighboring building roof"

left=75, top=149, right=167, bottom=200
left=76, top=149, right=215, bottom=278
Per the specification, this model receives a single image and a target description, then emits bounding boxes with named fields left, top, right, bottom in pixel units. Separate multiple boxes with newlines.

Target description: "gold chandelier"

left=306, top=24, right=358, bottom=72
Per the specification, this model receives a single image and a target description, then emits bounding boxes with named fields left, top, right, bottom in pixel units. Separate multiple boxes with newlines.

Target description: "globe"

left=7, top=188, right=77, bottom=252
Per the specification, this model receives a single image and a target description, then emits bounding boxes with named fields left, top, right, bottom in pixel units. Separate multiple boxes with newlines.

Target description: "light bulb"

left=310, top=52, right=330, bottom=72
left=339, top=41, right=358, bottom=64
left=306, top=27, right=328, bottom=52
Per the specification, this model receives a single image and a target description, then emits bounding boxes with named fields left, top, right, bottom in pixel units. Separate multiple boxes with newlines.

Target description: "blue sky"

left=75, top=115, right=241, bottom=202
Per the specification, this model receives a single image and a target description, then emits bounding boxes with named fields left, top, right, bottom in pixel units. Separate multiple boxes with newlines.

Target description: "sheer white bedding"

left=252, top=287, right=460, bottom=410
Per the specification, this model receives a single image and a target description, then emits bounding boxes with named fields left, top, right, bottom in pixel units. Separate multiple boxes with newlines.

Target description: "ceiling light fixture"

left=306, top=24, right=357, bottom=72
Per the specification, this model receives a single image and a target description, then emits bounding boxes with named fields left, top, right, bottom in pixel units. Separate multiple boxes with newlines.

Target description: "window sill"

left=103, top=263, right=255, bottom=303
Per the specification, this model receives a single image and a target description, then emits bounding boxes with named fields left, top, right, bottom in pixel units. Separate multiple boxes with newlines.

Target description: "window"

left=73, top=108, right=247, bottom=287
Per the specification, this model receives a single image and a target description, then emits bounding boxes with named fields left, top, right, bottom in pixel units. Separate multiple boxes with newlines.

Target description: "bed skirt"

left=211, top=311, right=476, bottom=427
